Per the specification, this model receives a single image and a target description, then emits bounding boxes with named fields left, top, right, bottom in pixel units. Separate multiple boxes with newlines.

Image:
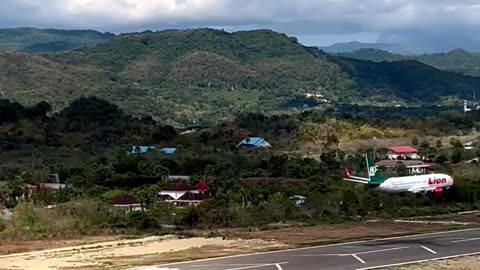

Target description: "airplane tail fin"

left=366, top=155, right=386, bottom=185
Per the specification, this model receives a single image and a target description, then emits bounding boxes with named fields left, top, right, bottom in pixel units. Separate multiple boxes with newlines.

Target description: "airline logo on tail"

left=368, top=166, right=378, bottom=177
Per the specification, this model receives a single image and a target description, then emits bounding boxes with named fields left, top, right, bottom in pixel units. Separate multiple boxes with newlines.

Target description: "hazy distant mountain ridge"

left=0, top=27, right=115, bottom=53
left=320, top=41, right=414, bottom=54
left=340, top=48, right=480, bottom=77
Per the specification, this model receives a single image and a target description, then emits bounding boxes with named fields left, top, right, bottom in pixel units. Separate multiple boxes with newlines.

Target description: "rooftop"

left=111, top=194, right=138, bottom=205
left=162, top=182, right=210, bottom=192
left=376, top=160, right=435, bottom=168
left=129, top=146, right=155, bottom=155
left=237, top=137, right=271, bottom=148
left=389, top=146, right=418, bottom=154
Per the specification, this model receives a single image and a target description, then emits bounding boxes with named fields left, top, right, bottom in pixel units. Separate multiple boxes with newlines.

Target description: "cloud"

left=1, top=0, right=480, bottom=50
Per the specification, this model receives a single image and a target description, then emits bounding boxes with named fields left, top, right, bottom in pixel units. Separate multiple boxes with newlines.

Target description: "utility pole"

left=372, top=136, right=377, bottom=160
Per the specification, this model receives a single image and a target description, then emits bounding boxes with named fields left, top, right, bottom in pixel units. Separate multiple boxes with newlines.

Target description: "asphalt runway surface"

left=135, top=228, right=480, bottom=270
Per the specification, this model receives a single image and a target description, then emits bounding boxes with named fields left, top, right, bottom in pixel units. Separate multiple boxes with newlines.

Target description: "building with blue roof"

left=128, top=146, right=156, bottom=155
left=161, top=148, right=177, bottom=155
left=236, top=137, right=272, bottom=149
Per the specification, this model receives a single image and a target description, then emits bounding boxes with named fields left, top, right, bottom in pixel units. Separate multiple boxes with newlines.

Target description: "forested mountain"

left=320, top=41, right=409, bottom=54
left=0, top=28, right=114, bottom=53
left=340, top=48, right=480, bottom=77
left=0, top=28, right=479, bottom=126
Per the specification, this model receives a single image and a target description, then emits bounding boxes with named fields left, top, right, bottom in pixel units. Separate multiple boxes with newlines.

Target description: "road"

left=134, top=228, right=480, bottom=270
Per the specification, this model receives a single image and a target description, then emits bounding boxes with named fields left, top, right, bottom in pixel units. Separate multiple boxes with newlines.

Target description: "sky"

left=1, top=0, right=480, bottom=50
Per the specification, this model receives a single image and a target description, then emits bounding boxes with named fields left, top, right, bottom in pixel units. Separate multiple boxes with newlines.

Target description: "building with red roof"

left=387, top=146, right=419, bottom=160
left=159, top=182, right=210, bottom=207
left=377, top=145, right=433, bottom=175
left=111, top=194, right=142, bottom=212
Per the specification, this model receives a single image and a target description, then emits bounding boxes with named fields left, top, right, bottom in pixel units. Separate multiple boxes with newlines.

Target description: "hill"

left=1, top=28, right=479, bottom=126
left=0, top=28, right=114, bottom=53
left=320, top=41, right=411, bottom=54
left=340, top=48, right=480, bottom=77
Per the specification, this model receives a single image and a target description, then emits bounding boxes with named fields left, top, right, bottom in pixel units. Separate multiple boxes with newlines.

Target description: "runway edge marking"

left=420, top=245, right=437, bottom=254
left=452, top=237, right=480, bottom=243
left=352, top=254, right=367, bottom=264
left=139, top=228, right=480, bottom=268
left=355, top=251, right=480, bottom=270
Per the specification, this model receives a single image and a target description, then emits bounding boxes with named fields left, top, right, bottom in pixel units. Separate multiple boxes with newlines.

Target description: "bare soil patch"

left=0, top=235, right=284, bottom=270
left=0, top=236, right=122, bottom=255
left=417, top=212, right=480, bottom=224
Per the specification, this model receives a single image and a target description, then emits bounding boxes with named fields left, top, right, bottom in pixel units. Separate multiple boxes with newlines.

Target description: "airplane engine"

left=434, top=187, right=443, bottom=197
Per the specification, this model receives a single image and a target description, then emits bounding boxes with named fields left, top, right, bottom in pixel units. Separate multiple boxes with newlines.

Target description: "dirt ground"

left=0, top=236, right=123, bottom=255
left=417, top=212, right=480, bottom=224
left=0, top=235, right=285, bottom=270
left=0, top=220, right=475, bottom=270
left=389, top=256, right=480, bottom=270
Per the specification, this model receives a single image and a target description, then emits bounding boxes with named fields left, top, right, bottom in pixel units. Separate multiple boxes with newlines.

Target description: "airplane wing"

left=343, top=168, right=370, bottom=184
left=344, top=178, right=369, bottom=184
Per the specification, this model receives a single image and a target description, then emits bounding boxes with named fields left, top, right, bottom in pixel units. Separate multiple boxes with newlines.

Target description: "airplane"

left=344, top=155, right=454, bottom=196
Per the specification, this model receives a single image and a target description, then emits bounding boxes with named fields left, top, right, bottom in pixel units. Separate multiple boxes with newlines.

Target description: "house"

left=161, top=148, right=177, bottom=155
left=111, top=194, right=142, bottom=212
left=290, top=195, right=306, bottom=206
left=24, top=174, right=67, bottom=197
left=167, top=175, right=192, bottom=181
left=24, top=183, right=68, bottom=197
left=376, top=160, right=435, bottom=175
left=304, top=93, right=330, bottom=103
left=465, top=158, right=479, bottom=164
left=237, top=137, right=272, bottom=149
left=387, top=146, right=419, bottom=160
left=159, top=182, right=210, bottom=206
left=128, top=146, right=155, bottom=155
left=465, top=141, right=475, bottom=150
left=305, top=93, right=324, bottom=98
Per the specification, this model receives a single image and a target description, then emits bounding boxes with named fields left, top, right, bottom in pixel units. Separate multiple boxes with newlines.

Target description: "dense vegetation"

left=0, top=28, right=114, bottom=53
left=1, top=28, right=479, bottom=126
left=1, top=97, right=480, bottom=238
left=340, top=48, right=480, bottom=77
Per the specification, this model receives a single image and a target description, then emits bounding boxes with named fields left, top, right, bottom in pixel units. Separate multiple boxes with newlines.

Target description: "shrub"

left=127, top=211, right=158, bottom=230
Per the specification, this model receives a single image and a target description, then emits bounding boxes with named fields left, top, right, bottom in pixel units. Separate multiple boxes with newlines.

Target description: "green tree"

left=450, top=138, right=463, bottom=148
left=132, top=184, right=161, bottom=210
left=342, top=188, right=359, bottom=216
left=412, top=137, right=419, bottom=146
left=451, top=149, right=463, bottom=164
left=67, top=175, right=89, bottom=189
left=436, top=140, right=443, bottom=149
left=396, top=161, right=409, bottom=176
left=266, top=192, right=292, bottom=223
left=137, top=161, right=170, bottom=177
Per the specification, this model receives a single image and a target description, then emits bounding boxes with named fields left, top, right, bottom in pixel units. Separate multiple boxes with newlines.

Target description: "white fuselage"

left=376, top=173, right=454, bottom=193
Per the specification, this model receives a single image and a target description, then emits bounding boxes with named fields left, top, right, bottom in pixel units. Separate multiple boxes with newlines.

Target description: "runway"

left=134, top=228, right=480, bottom=270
